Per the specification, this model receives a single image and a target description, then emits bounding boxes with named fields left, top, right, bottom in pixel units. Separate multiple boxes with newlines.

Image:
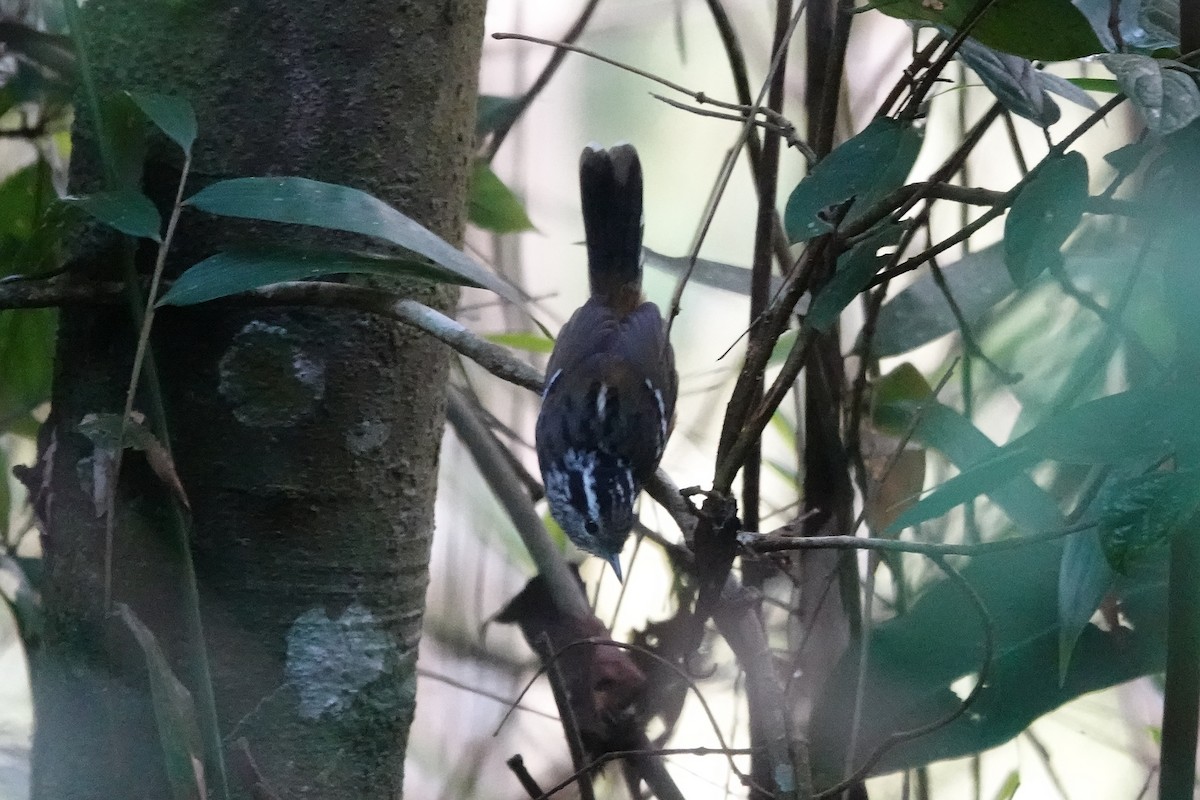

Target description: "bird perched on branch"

left=535, top=144, right=677, bottom=582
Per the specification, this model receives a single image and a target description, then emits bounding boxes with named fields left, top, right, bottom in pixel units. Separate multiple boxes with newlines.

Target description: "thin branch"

left=106, top=150, right=193, bottom=609
left=495, top=638, right=753, bottom=790
left=652, top=94, right=808, bottom=156
left=877, top=33, right=945, bottom=119
left=492, top=31, right=773, bottom=117
left=872, top=94, right=1127, bottom=286
left=1000, top=110, right=1030, bottom=176
left=445, top=387, right=589, bottom=620
left=485, top=0, right=603, bottom=161
left=231, top=738, right=285, bottom=800
left=747, top=518, right=1096, bottom=558
left=529, top=746, right=761, bottom=800
left=927, top=255, right=1021, bottom=384
left=1046, top=257, right=1161, bottom=372
left=0, top=272, right=124, bottom=307
left=898, top=0, right=1004, bottom=119
left=417, top=667, right=558, bottom=721
left=536, top=631, right=597, bottom=800
left=0, top=276, right=548, bottom=392
left=702, top=0, right=800, bottom=266
left=664, top=1, right=810, bottom=341
left=507, top=755, right=547, bottom=799
left=253, top=283, right=546, bottom=392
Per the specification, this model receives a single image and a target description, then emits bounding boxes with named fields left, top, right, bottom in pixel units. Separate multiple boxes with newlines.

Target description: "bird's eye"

left=584, top=520, right=598, bottom=534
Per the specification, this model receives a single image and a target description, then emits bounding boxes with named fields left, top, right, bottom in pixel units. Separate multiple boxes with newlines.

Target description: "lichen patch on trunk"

left=218, top=321, right=326, bottom=427
left=285, top=603, right=396, bottom=720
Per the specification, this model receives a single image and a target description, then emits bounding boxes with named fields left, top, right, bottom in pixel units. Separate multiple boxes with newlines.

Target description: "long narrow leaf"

left=118, top=604, right=206, bottom=800
left=158, top=247, right=480, bottom=307
left=186, top=177, right=526, bottom=306
left=63, top=189, right=162, bottom=241
left=128, top=92, right=197, bottom=155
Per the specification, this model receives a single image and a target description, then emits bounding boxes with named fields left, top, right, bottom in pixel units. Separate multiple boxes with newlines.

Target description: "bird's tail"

left=579, top=144, right=643, bottom=305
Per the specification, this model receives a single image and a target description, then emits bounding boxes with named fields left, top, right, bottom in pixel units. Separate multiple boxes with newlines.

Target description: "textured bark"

left=31, top=1, right=485, bottom=798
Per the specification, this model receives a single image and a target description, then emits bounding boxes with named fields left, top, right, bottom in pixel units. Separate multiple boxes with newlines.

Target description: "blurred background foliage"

left=1, top=0, right=1197, bottom=798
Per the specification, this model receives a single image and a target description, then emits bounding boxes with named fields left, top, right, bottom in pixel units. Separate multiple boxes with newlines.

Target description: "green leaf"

left=956, top=37, right=1062, bottom=127
left=158, top=246, right=480, bottom=307
left=476, top=95, right=522, bottom=137
left=991, top=771, right=1020, bottom=800
left=1100, top=55, right=1200, bottom=135
left=808, top=539, right=1165, bottom=786
left=62, top=188, right=162, bottom=242
left=873, top=243, right=1015, bottom=357
left=1004, top=152, right=1088, bottom=288
left=127, top=92, right=197, bottom=155
left=468, top=160, right=534, bottom=234
left=872, top=0, right=1104, bottom=61
left=485, top=332, right=555, bottom=353
left=117, top=604, right=206, bottom=800
left=186, top=177, right=526, bottom=307
left=890, top=385, right=1196, bottom=532
left=100, top=92, right=149, bottom=190
left=807, top=224, right=904, bottom=332
left=1067, top=77, right=1121, bottom=94
left=769, top=328, right=800, bottom=366
left=871, top=363, right=932, bottom=433
left=1058, top=529, right=1113, bottom=684
left=1097, top=471, right=1200, bottom=573
left=0, top=309, right=56, bottom=427
left=877, top=392, right=1065, bottom=532
left=644, top=247, right=783, bottom=297
left=784, top=118, right=922, bottom=243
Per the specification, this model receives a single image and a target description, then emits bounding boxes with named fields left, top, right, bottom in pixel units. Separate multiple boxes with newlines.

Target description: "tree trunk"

left=30, top=1, right=485, bottom=798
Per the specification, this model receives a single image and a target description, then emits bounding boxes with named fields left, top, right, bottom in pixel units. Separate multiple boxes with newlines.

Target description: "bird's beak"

left=607, top=554, right=624, bottom=583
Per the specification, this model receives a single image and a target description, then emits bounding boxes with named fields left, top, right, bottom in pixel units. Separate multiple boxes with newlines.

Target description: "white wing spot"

left=596, top=383, right=609, bottom=419
left=646, top=379, right=668, bottom=446
left=543, top=369, right=563, bottom=399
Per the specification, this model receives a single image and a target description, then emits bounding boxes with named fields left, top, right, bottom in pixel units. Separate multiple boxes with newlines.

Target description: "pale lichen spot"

left=285, top=603, right=396, bottom=720
left=346, top=419, right=392, bottom=456
left=218, top=321, right=326, bottom=427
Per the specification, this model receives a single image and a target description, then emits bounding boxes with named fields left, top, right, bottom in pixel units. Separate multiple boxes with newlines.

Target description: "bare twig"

left=747, top=518, right=1096, bottom=558
left=445, top=387, right=589, bottom=619
left=536, top=631, right=597, bottom=800
left=507, top=755, right=547, bottom=799
left=495, top=638, right=752, bottom=789
left=418, top=667, right=558, bottom=721
left=664, top=1, right=809, bottom=341
left=105, top=150, right=193, bottom=609
left=898, top=0, right=1003, bottom=120
left=485, top=0, right=603, bottom=161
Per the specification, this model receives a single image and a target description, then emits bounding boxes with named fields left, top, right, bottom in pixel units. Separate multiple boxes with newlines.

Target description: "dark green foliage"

left=159, top=247, right=481, bottom=307
left=875, top=0, right=1104, bottom=61
left=183, top=177, right=527, bottom=306
left=1003, top=153, right=1088, bottom=288
left=809, top=540, right=1167, bottom=787
left=1098, top=471, right=1200, bottom=574
left=784, top=118, right=922, bottom=242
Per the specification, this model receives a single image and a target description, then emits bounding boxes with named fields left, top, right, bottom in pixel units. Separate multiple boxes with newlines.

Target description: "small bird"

left=535, top=144, right=677, bottom=582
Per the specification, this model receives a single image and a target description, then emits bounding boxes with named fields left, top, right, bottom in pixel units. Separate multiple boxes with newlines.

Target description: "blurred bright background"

left=404, top=2, right=1160, bottom=799
left=0, top=1, right=1171, bottom=799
